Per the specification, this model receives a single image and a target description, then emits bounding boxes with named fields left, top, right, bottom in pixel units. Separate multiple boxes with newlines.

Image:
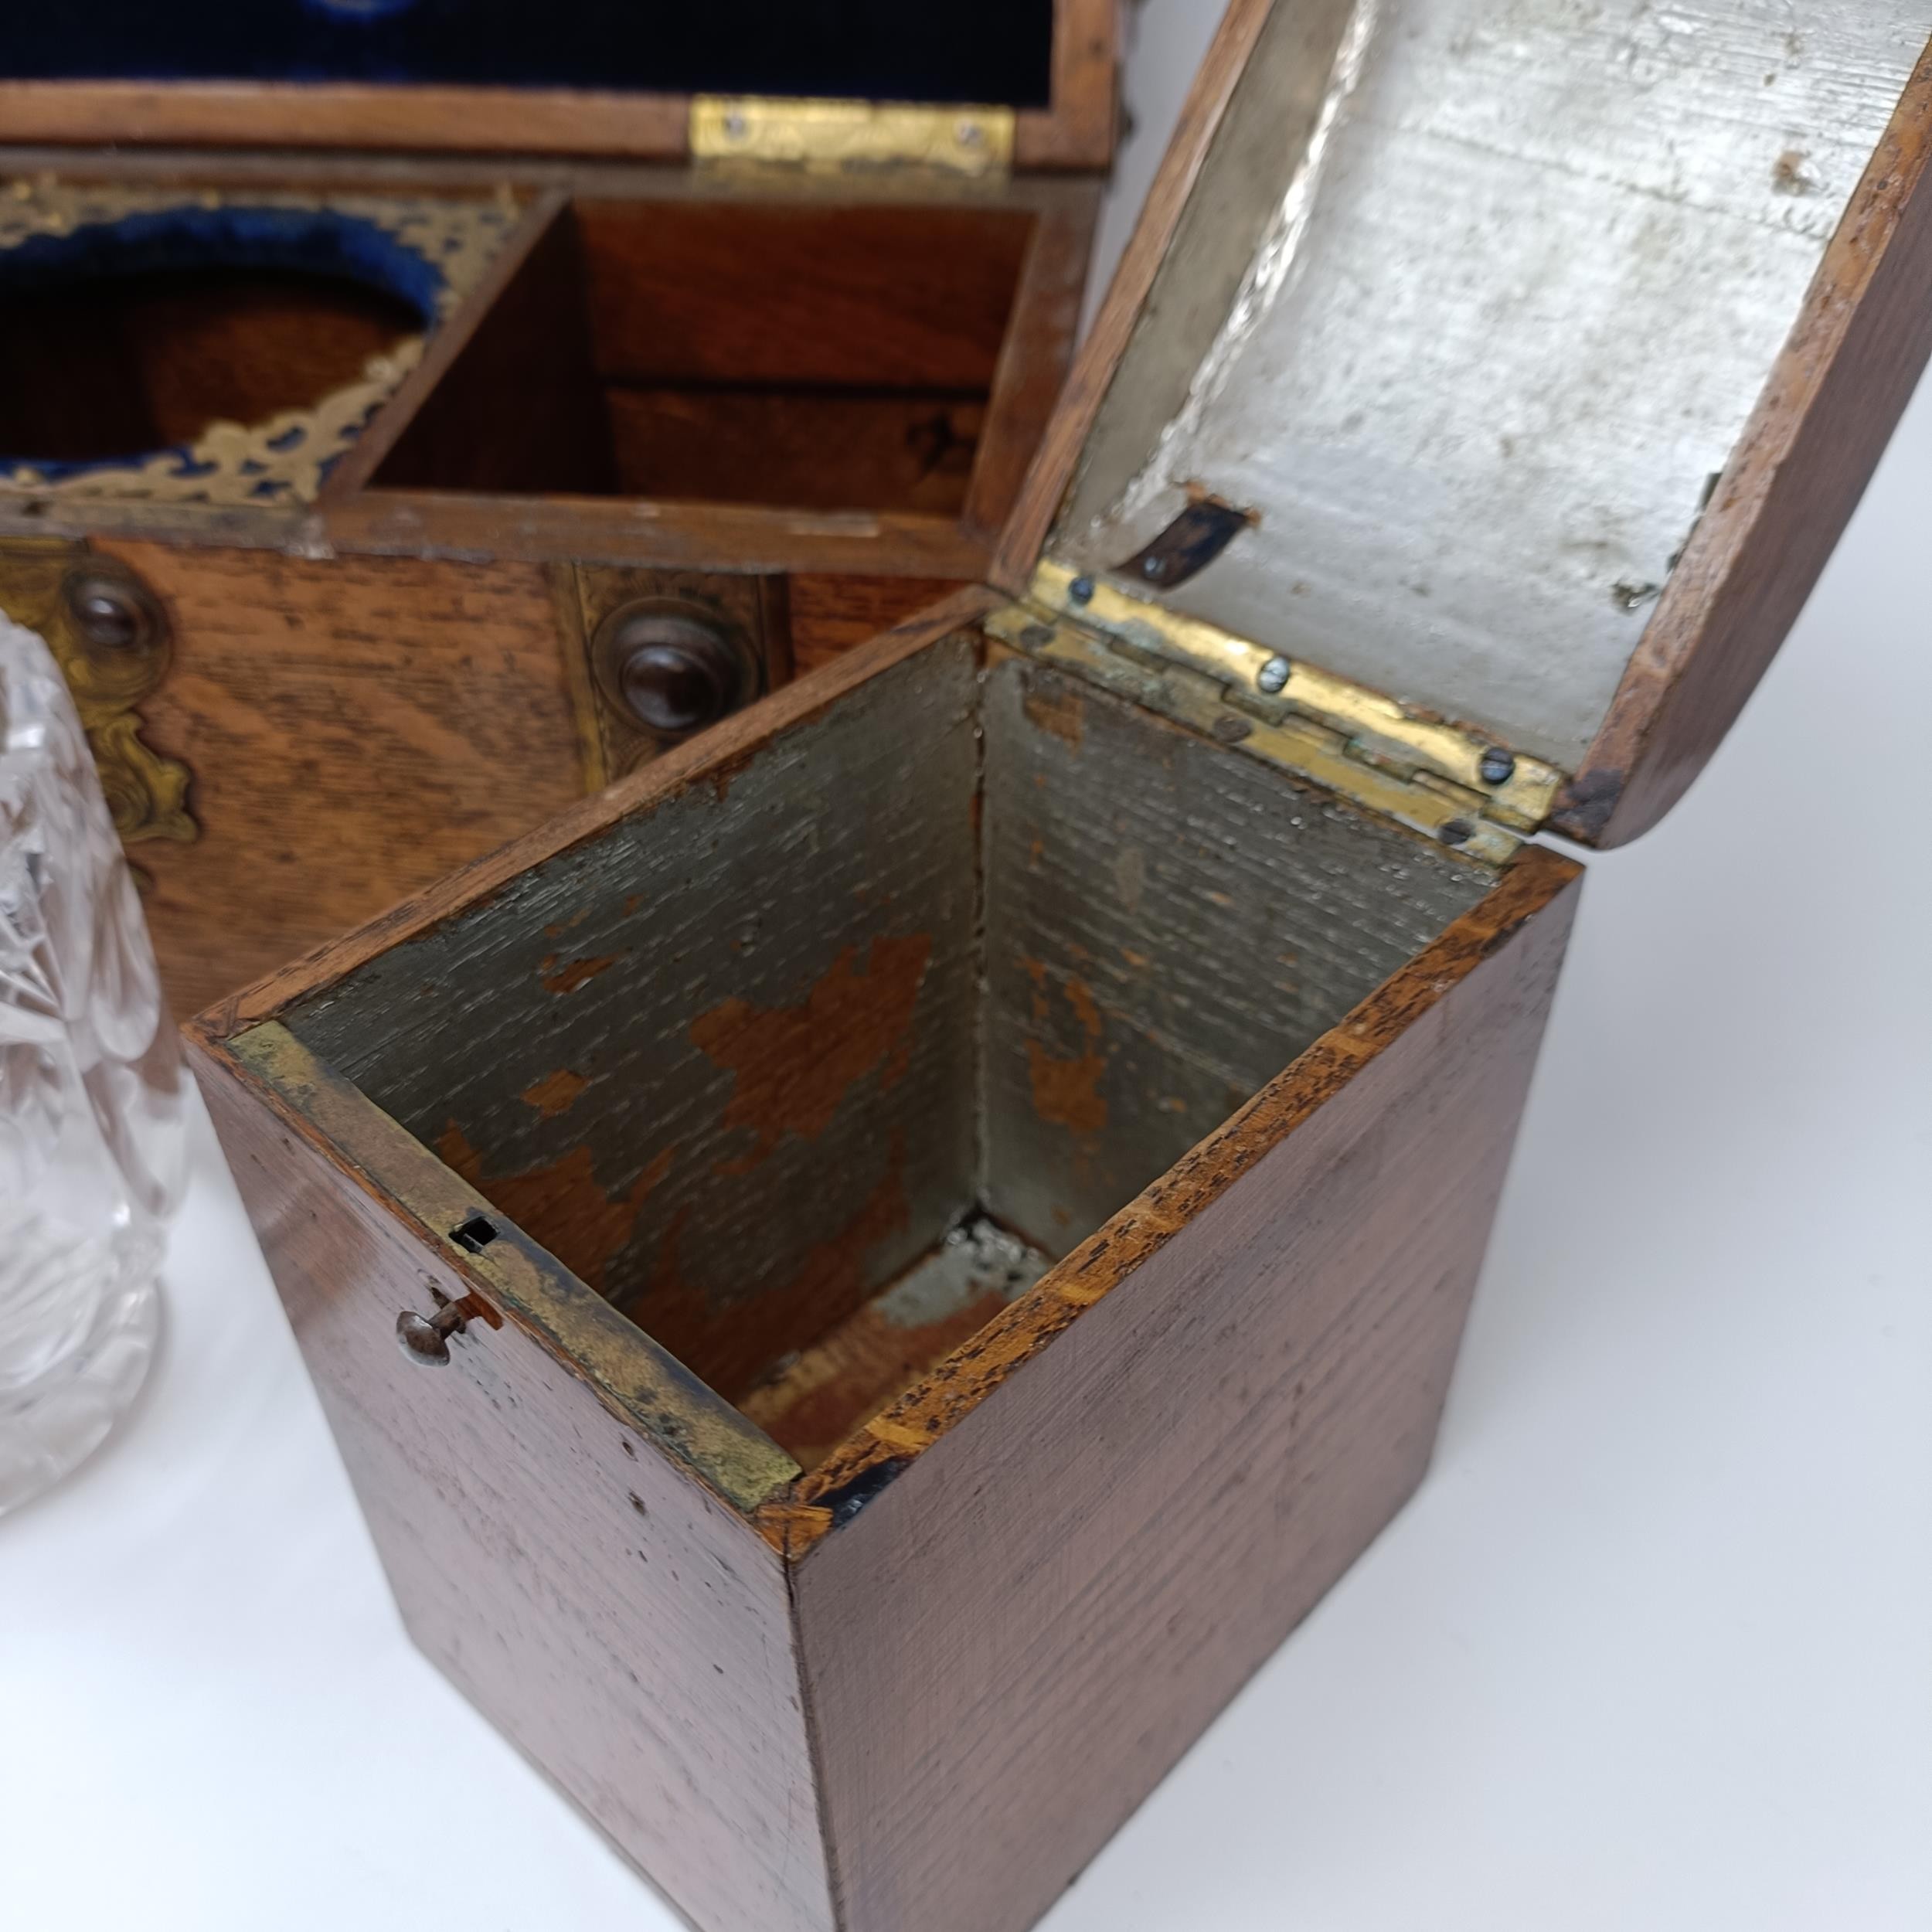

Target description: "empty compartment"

left=0, top=189, right=518, bottom=504
left=277, top=637, right=1496, bottom=1468
left=370, top=198, right=1041, bottom=516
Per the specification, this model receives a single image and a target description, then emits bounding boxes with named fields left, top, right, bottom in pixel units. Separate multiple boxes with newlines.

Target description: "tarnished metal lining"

left=265, top=624, right=1510, bottom=1454
left=285, top=641, right=985, bottom=1399
left=978, top=655, right=1495, bottom=1253
left=228, top=1021, right=801, bottom=1515
left=1054, top=0, right=1926, bottom=766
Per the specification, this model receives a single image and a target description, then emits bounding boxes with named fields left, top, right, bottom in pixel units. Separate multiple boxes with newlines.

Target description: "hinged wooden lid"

left=0, top=0, right=1116, bottom=172
left=1001, top=0, right=1932, bottom=845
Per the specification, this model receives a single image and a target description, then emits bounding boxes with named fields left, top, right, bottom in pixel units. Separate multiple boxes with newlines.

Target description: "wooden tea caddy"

left=189, top=5, right=1932, bottom=1931
left=0, top=0, right=1117, bottom=1015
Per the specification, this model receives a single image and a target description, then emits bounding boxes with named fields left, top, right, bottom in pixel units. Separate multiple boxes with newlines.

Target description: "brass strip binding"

left=692, top=95, right=1015, bottom=175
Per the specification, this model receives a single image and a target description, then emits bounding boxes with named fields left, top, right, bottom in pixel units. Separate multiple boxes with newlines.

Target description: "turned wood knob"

left=396, top=1303, right=466, bottom=1366
left=603, top=607, right=747, bottom=739
left=62, top=569, right=164, bottom=656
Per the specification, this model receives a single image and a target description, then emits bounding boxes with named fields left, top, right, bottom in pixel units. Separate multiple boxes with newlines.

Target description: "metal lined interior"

left=283, top=634, right=1494, bottom=1443
left=1053, top=0, right=1925, bottom=767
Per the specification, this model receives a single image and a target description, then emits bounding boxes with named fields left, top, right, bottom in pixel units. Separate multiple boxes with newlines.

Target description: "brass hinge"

left=689, top=96, right=1015, bottom=176
left=988, top=561, right=1568, bottom=867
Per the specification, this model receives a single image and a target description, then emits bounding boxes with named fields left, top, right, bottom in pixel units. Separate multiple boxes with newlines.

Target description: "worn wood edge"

left=196, top=1023, right=801, bottom=1515
left=0, top=83, right=694, bottom=158
left=316, top=188, right=568, bottom=503
left=1555, top=45, right=1932, bottom=848
left=961, top=188, right=1100, bottom=543
left=1013, top=0, right=1121, bottom=171
left=0, top=145, right=1092, bottom=209
left=187, top=583, right=1003, bottom=1037
left=991, top=0, right=1275, bottom=590
left=317, top=489, right=993, bottom=577
left=760, top=840, right=1583, bottom=1559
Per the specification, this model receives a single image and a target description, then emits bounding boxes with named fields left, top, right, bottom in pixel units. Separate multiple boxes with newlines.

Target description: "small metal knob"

left=396, top=1302, right=466, bottom=1367
left=63, top=570, right=162, bottom=655
left=609, top=610, right=744, bottom=738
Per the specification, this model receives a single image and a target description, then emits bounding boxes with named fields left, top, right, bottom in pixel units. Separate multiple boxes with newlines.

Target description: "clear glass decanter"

left=0, top=614, right=185, bottom=1515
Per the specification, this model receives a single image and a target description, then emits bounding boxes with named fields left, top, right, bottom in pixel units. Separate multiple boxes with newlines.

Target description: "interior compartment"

left=0, top=264, right=421, bottom=468
left=371, top=199, right=1037, bottom=516
left=280, top=638, right=1495, bottom=1468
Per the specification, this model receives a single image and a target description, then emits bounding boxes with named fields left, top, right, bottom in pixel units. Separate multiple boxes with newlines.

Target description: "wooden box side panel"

left=790, top=856, right=1580, bottom=1932
left=192, top=1044, right=834, bottom=1932
left=100, top=540, right=585, bottom=1016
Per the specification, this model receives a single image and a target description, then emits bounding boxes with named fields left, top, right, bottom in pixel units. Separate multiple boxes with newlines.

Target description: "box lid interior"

left=0, top=0, right=1113, bottom=166
left=1039, top=0, right=1927, bottom=831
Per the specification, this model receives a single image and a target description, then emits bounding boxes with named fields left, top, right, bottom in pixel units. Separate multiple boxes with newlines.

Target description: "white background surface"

left=5, top=6, right=1930, bottom=1927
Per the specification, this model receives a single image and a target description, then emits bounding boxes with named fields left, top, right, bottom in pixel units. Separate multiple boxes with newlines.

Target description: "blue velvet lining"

left=0, top=204, right=444, bottom=482
left=0, top=2, right=1056, bottom=107
left=0, top=203, right=444, bottom=318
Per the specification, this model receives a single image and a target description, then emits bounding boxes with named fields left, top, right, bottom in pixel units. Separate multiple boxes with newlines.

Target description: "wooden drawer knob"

left=598, top=603, right=750, bottom=740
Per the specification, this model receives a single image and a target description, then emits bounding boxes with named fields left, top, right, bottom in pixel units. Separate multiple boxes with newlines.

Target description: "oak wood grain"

left=1553, top=48, right=1932, bottom=847
left=785, top=847, right=1580, bottom=1932
left=787, top=575, right=969, bottom=675
left=192, top=1037, right=832, bottom=1932
left=102, top=539, right=583, bottom=1016
left=320, top=489, right=992, bottom=579
left=992, top=0, right=1274, bottom=590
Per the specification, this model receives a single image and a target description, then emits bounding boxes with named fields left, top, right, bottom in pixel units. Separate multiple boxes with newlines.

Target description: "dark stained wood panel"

left=573, top=200, right=1035, bottom=393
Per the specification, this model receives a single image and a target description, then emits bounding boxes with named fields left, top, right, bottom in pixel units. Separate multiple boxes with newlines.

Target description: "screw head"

left=1257, top=655, right=1291, bottom=696
left=1478, top=747, right=1516, bottom=787
left=1067, top=576, right=1095, bottom=606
